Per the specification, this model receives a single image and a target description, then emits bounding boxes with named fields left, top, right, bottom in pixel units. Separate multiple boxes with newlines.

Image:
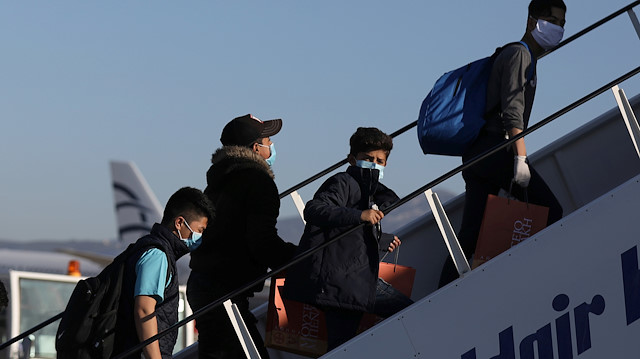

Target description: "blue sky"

left=1, top=1, right=639, bottom=241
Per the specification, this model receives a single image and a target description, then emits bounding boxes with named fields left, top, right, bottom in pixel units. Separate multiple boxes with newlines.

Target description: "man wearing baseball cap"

left=188, top=114, right=297, bottom=358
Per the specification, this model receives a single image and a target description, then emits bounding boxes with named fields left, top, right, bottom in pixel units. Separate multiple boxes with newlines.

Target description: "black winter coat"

left=189, top=145, right=297, bottom=294
left=283, top=166, right=399, bottom=312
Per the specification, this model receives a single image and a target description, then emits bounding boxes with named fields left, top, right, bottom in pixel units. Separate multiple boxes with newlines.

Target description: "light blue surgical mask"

left=258, top=143, right=277, bottom=167
left=181, top=220, right=203, bottom=251
left=355, top=160, right=385, bottom=180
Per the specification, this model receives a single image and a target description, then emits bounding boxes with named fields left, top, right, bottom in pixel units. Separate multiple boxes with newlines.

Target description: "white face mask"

left=531, top=18, right=564, bottom=50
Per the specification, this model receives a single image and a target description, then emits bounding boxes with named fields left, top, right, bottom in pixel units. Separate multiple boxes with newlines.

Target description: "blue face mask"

left=355, top=160, right=385, bottom=180
left=258, top=143, right=277, bottom=167
left=181, top=220, right=203, bottom=251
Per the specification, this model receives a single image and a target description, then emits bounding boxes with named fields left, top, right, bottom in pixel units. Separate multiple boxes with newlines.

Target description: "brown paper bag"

left=472, top=194, right=549, bottom=269
left=377, top=261, right=416, bottom=297
left=265, top=263, right=416, bottom=357
left=265, top=277, right=328, bottom=358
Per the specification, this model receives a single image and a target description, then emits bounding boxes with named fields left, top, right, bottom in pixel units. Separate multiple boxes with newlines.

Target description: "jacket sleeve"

left=497, top=46, right=531, bottom=131
left=303, top=174, right=362, bottom=228
left=244, top=174, right=297, bottom=269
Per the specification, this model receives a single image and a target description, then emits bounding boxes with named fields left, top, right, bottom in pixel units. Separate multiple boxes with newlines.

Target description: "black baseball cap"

left=220, top=114, right=283, bottom=146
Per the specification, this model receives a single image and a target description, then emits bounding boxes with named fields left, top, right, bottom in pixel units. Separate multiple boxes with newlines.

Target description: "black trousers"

left=186, top=272, right=270, bottom=359
left=324, top=278, right=414, bottom=351
left=438, top=133, right=564, bottom=288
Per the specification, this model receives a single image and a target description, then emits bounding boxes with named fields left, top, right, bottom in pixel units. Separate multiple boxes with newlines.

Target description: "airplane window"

left=18, top=278, right=75, bottom=358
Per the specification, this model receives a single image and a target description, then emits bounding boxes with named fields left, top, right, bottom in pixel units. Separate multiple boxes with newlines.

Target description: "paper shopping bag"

left=265, top=277, right=328, bottom=358
left=265, top=263, right=416, bottom=357
left=377, top=261, right=416, bottom=297
left=472, top=194, right=549, bottom=269
left=358, top=262, right=416, bottom=330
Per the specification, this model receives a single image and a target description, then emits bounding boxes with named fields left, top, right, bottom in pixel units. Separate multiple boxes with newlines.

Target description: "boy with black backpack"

left=56, top=187, right=213, bottom=359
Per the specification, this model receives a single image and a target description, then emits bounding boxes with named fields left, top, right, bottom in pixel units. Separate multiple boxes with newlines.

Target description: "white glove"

left=513, top=155, right=531, bottom=187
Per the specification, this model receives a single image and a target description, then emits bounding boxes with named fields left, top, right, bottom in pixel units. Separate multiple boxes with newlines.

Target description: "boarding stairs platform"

left=316, top=93, right=640, bottom=358
left=114, top=81, right=640, bottom=359
left=181, top=50, right=640, bottom=359
left=244, top=89, right=640, bottom=359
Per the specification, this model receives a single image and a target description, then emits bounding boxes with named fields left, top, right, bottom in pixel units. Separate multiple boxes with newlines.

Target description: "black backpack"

left=55, top=242, right=163, bottom=359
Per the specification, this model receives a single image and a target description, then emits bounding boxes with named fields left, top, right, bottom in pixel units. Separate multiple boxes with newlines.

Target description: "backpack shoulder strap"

left=496, top=41, right=536, bottom=81
left=484, top=41, right=536, bottom=119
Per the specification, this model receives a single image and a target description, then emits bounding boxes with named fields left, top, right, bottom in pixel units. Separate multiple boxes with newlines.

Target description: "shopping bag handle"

left=379, top=242, right=400, bottom=272
left=508, top=180, right=529, bottom=207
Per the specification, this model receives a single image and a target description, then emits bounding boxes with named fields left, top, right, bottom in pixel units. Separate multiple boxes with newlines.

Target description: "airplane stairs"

left=315, top=94, right=640, bottom=358
left=256, top=93, right=640, bottom=359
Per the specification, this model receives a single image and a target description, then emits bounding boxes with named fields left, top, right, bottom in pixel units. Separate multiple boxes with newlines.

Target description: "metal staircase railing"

left=120, top=65, right=640, bottom=359
left=277, top=0, right=640, bottom=219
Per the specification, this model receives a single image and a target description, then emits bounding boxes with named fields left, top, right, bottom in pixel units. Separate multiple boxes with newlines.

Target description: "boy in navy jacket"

left=284, top=127, right=413, bottom=350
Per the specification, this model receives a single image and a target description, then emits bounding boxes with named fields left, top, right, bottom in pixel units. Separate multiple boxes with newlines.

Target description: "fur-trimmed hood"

left=206, top=145, right=274, bottom=191
left=212, top=145, right=273, bottom=177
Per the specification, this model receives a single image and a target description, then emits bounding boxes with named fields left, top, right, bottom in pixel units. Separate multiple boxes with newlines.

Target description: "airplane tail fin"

left=109, top=161, right=163, bottom=243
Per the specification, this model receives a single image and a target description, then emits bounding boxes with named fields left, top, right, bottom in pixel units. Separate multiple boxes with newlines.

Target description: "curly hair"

left=349, top=127, right=393, bottom=158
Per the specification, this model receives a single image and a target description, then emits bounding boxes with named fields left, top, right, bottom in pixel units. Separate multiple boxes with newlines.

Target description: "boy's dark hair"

left=349, top=127, right=393, bottom=157
left=528, top=0, right=566, bottom=18
left=161, top=187, right=214, bottom=226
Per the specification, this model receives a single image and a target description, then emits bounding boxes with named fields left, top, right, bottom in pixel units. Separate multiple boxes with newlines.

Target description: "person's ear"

left=526, top=16, right=537, bottom=32
left=252, top=142, right=260, bottom=153
left=347, top=154, right=356, bottom=166
left=174, top=217, right=185, bottom=232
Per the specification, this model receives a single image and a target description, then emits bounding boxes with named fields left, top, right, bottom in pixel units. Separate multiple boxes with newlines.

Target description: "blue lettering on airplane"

left=461, top=245, right=640, bottom=359
left=621, top=246, right=640, bottom=325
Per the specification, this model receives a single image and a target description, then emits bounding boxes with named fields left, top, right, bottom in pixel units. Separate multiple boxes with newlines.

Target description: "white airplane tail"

left=110, top=161, right=163, bottom=244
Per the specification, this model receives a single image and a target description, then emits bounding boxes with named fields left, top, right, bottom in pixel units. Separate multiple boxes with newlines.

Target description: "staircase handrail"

left=113, top=64, right=640, bottom=359
left=278, top=0, right=640, bottom=199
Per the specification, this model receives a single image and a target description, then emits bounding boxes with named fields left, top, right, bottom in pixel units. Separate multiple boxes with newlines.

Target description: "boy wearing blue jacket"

left=284, top=127, right=413, bottom=351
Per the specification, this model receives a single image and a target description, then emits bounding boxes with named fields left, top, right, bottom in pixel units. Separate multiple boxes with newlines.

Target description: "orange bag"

left=265, top=262, right=415, bottom=357
left=265, top=277, right=328, bottom=357
left=358, top=262, right=416, bottom=330
left=376, top=262, right=416, bottom=298
left=472, top=194, right=549, bottom=269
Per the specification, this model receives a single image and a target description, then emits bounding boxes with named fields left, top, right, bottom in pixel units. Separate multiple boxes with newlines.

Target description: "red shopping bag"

left=377, top=262, right=416, bottom=297
left=358, top=262, right=416, bottom=332
left=472, top=194, right=549, bottom=269
left=265, top=277, right=328, bottom=357
left=265, top=263, right=415, bottom=357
